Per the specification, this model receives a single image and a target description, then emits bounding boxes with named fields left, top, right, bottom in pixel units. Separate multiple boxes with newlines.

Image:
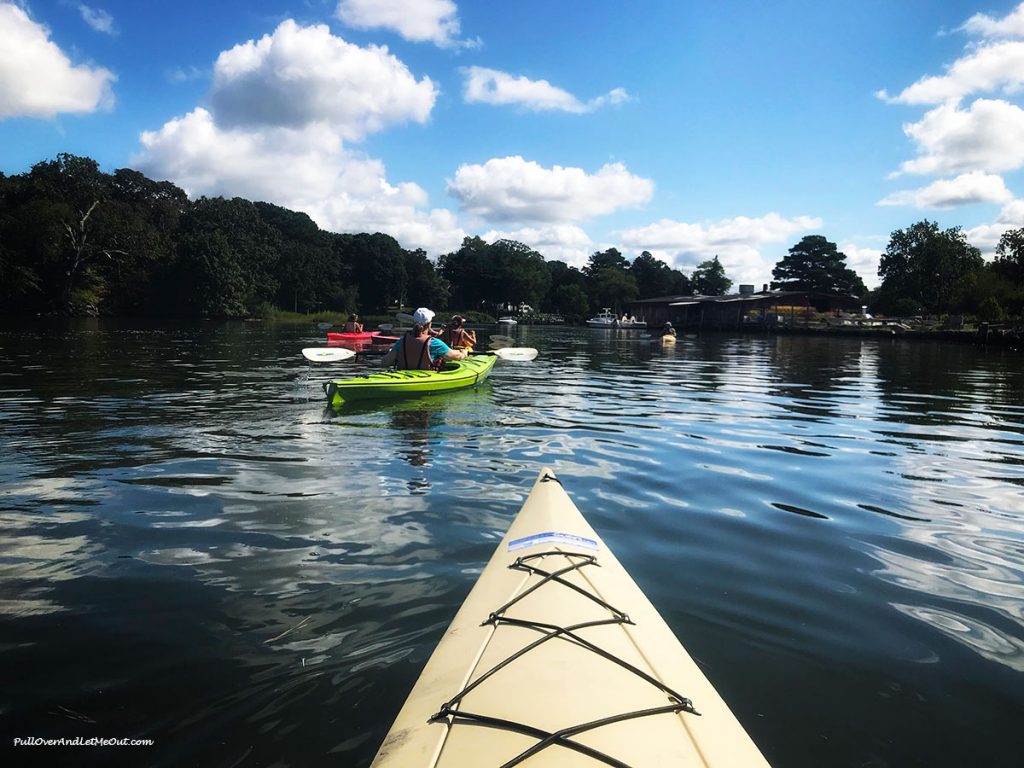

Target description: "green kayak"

left=324, top=354, right=497, bottom=406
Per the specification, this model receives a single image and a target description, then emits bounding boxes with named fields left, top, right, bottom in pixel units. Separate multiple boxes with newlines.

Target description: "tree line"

left=1, top=154, right=1021, bottom=320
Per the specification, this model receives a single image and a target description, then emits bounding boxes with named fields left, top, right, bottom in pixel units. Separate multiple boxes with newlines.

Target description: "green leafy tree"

left=492, top=239, right=550, bottom=309
left=542, top=260, right=586, bottom=312
left=403, top=248, right=448, bottom=308
left=439, top=237, right=549, bottom=312
left=994, top=228, right=1024, bottom=285
left=324, top=233, right=360, bottom=311
left=551, top=284, right=590, bottom=320
left=438, top=236, right=492, bottom=310
left=877, top=220, right=983, bottom=314
left=584, top=247, right=637, bottom=310
left=583, top=247, right=630, bottom=277
left=24, top=154, right=118, bottom=313
left=630, top=251, right=676, bottom=298
left=104, top=168, right=188, bottom=314
left=669, top=269, right=692, bottom=295
left=0, top=155, right=189, bottom=315
left=691, top=255, right=732, bottom=296
left=0, top=172, right=45, bottom=310
left=888, top=297, right=923, bottom=317
left=977, top=296, right=1007, bottom=321
left=255, top=202, right=343, bottom=313
left=593, top=265, right=638, bottom=309
left=344, top=232, right=407, bottom=312
left=963, top=261, right=1024, bottom=319
left=171, top=197, right=280, bottom=317
left=772, top=235, right=867, bottom=297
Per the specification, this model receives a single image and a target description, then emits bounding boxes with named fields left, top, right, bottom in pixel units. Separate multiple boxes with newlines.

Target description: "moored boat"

left=370, top=468, right=771, bottom=767
left=585, top=308, right=617, bottom=327
left=497, top=316, right=518, bottom=326
left=618, top=314, right=647, bottom=329
left=586, top=309, right=647, bottom=328
left=324, top=354, right=496, bottom=406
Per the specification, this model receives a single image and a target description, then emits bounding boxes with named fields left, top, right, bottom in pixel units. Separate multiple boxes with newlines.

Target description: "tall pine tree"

left=772, top=235, right=866, bottom=297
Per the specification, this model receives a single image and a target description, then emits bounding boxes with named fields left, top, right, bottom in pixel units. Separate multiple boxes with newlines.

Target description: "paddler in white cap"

left=382, top=308, right=468, bottom=370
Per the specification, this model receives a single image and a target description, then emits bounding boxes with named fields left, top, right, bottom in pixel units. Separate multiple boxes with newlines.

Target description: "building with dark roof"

left=626, top=285, right=864, bottom=330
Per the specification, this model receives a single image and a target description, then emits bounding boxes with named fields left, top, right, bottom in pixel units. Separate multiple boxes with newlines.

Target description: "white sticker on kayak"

left=508, top=532, right=599, bottom=552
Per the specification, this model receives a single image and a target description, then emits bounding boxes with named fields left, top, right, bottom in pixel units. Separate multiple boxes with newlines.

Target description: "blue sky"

left=3, top=0, right=1024, bottom=289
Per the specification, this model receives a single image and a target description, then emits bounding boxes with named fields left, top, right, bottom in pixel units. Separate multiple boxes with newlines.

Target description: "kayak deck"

left=324, top=354, right=496, bottom=406
left=371, top=469, right=770, bottom=767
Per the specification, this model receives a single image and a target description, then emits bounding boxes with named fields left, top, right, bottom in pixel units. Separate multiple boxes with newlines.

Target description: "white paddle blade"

left=494, top=347, right=538, bottom=361
left=316, top=322, right=333, bottom=330
left=302, top=347, right=355, bottom=362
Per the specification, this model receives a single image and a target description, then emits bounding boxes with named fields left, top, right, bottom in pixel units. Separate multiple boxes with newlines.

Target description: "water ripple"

left=1, top=323, right=1022, bottom=767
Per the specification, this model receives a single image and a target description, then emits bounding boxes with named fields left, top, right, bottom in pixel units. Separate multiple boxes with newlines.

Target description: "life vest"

left=343, top=322, right=362, bottom=332
left=441, top=326, right=471, bottom=349
left=397, top=333, right=441, bottom=370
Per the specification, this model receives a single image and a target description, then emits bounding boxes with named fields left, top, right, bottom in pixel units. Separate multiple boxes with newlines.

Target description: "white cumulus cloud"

left=208, top=19, right=436, bottom=139
left=839, top=243, right=883, bottom=290
left=965, top=199, right=1024, bottom=252
left=135, top=108, right=463, bottom=255
left=134, top=21, right=462, bottom=255
left=480, top=224, right=596, bottom=267
left=895, top=99, right=1024, bottom=176
left=77, top=4, right=115, bottom=35
left=881, top=4, right=1024, bottom=193
left=0, top=2, right=115, bottom=118
left=334, top=0, right=477, bottom=49
left=616, top=213, right=823, bottom=286
left=878, top=171, right=1013, bottom=208
left=878, top=41, right=1024, bottom=106
left=961, top=2, right=1024, bottom=39
left=462, top=66, right=629, bottom=113
left=447, top=156, right=653, bottom=223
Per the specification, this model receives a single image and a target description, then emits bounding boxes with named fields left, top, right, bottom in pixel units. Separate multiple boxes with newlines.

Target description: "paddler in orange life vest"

left=381, top=308, right=468, bottom=370
left=342, top=314, right=363, bottom=333
left=439, top=314, right=476, bottom=351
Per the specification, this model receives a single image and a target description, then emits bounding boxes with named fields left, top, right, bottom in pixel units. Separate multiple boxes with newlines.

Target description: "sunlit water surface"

left=1, top=320, right=1022, bottom=767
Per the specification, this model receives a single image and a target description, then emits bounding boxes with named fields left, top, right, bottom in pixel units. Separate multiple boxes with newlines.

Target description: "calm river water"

left=1, top=320, right=1022, bottom=767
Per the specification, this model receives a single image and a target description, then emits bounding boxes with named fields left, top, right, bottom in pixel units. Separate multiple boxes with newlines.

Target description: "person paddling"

left=440, top=315, right=477, bottom=351
left=382, top=308, right=467, bottom=370
left=652, top=321, right=677, bottom=341
left=343, top=314, right=363, bottom=333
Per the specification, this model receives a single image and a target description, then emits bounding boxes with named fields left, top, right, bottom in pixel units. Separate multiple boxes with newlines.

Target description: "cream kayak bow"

left=371, top=468, right=770, bottom=767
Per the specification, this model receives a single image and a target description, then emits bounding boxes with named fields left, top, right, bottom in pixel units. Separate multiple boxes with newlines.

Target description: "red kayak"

left=327, top=332, right=400, bottom=350
left=327, top=331, right=375, bottom=342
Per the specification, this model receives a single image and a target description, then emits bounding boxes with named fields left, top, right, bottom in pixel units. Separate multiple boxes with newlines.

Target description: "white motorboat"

left=586, top=309, right=646, bottom=328
left=586, top=308, right=618, bottom=327
left=619, top=314, right=647, bottom=329
left=497, top=316, right=518, bottom=326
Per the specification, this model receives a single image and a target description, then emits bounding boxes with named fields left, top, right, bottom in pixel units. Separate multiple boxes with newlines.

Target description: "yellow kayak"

left=371, top=468, right=770, bottom=767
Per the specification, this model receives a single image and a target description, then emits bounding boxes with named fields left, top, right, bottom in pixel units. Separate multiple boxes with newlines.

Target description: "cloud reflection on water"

left=1, top=323, right=1023, bottom=768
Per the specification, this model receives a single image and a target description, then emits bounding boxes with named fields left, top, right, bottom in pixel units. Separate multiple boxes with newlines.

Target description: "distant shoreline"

left=767, top=324, right=1022, bottom=349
